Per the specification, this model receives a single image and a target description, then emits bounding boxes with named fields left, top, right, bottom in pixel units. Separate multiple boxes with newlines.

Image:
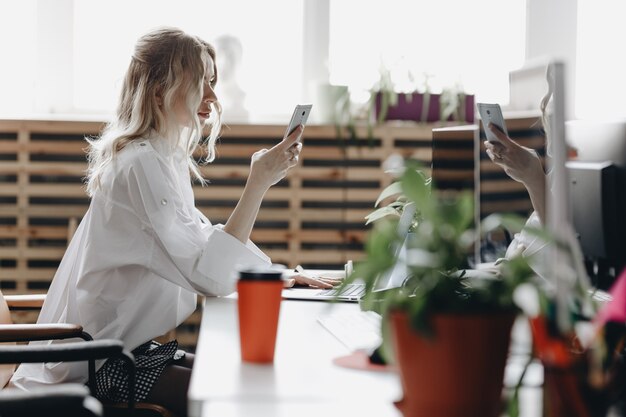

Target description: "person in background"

left=9, top=27, right=335, bottom=416
left=480, top=71, right=555, bottom=274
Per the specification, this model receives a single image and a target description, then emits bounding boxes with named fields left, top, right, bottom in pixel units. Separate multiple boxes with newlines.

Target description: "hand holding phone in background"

left=476, top=103, right=508, bottom=143
left=479, top=102, right=545, bottom=196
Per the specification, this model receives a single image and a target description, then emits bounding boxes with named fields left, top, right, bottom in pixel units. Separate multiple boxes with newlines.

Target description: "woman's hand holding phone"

left=484, top=124, right=544, bottom=188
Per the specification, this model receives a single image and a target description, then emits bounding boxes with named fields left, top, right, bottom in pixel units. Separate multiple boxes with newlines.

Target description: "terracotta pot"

left=390, top=310, right=515, bottom=417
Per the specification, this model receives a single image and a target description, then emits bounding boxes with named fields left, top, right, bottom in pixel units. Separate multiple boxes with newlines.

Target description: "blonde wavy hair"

left=86, top=27, right=222, bottom=196
left=539, top=63, right=554, bottom=157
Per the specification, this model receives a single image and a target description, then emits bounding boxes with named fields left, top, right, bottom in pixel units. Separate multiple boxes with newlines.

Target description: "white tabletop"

left=188, top=296, right=543, bottom=417
left=188, top=297, right=402, bottom=417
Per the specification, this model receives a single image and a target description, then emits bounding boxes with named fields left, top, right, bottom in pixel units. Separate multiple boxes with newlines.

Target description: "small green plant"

left=364, top=166, right=431, bottom=231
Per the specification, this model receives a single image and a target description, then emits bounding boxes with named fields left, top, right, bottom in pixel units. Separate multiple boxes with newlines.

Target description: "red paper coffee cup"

left=237, top=267, right=284, bottom=363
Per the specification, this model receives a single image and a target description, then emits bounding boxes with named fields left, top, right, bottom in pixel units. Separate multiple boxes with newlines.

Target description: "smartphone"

left=284, top=104, right=313, bottom=139
left=476, top=103, right=508, bottom=143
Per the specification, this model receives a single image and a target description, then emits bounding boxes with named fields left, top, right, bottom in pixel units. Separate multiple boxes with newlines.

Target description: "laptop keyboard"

left=317, top=309, right=382, bottom=351
left=317, top=283, right=366, bottom=298
left=590, top=289, right=612, bottom=303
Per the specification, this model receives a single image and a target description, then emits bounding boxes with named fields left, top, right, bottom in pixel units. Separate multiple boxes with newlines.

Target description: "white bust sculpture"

left=214, top=34, right=249, bottom=123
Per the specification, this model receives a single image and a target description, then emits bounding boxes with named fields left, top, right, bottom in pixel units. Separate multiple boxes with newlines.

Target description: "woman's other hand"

left=248, top=125, right=303, bottom=191
left=282, top=266, right=343, bottom=289
left=484, top=123, right=544, bottom=189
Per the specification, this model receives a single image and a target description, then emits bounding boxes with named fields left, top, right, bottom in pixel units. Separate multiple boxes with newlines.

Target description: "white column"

left=35, top=0, right=74, bottom=114
left=526, top=0, right=577, bottom=119
left=302, top=0, right=330, bottom=118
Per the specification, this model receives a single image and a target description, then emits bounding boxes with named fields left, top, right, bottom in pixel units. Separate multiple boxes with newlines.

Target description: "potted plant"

left=343, top=161, right=536, bottom=417
left=351, top=159, right=626, bottom=416
left=370, top=67, right=475, bottom=125
left=331, top=67, right=475, bottom=144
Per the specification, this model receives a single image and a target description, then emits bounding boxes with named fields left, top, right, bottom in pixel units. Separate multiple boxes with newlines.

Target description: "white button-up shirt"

left=11, top=136, right=270, bottom=389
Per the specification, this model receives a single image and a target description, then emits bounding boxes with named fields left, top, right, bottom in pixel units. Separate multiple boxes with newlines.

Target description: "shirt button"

left=139, top=142, right=146, bottom=146
left=161, top=199, right=168, bottom=205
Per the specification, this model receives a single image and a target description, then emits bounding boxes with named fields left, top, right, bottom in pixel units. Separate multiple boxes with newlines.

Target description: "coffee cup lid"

left=238, top=265, right=284, bottom=281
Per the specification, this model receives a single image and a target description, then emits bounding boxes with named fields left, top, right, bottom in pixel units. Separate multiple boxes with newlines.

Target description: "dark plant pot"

left=390, top=310, right=515, bottom=417
left=375, top=92, right=475, bottom=123
left=543, top=364, right=598, bottom=417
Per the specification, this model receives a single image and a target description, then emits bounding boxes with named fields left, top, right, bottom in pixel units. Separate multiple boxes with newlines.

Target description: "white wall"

left=526, top=0, right=578, bottom=119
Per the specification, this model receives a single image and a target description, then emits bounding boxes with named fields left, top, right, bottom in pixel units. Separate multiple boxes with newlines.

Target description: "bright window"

left=0, top=0, right=37, bottom=116
left=73, top=0, right=304, bottom=122
left=1, top=0, right=527, bottom=121
left=328, top=0, right=527, bottom=105
left=576, top=0, right=626, bottom=119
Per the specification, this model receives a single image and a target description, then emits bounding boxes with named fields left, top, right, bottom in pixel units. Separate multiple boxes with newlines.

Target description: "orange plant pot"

left=390, top=311, right=516, bottom=417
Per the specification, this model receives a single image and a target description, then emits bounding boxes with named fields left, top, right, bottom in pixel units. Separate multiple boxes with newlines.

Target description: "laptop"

left=282, top=203, right=416, bottom=302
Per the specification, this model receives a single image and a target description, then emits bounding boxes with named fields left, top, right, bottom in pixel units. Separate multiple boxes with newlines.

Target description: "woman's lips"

left=197, top=111, right=211, bottom=119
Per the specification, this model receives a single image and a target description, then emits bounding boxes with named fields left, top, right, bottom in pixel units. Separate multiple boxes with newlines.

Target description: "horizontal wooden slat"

left=0, top=226, right=70, bottom=239
left=0, top=248, right=65, bottom=259
left=480, top=200, right=534, bottom=214
left=481, top=180, right=528, bottom=193
left=0, top=206, right=87, bottom=217
left=0, top=162, right=86, bottom=175
left=0, top=141, right=88, bottom=154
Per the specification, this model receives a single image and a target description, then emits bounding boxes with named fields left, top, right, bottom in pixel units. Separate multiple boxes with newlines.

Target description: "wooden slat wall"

left=0, top=119, right=435, bottom=350
left=0, top=120, right=101, bottom=292
left=432, top=124, right=478, bottom=194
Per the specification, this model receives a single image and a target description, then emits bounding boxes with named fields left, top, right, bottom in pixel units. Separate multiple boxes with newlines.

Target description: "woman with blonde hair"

left=10, top=27, right=328, bottom=415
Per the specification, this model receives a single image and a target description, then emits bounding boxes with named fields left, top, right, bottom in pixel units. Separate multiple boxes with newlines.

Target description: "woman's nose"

left=203, top=86, right=218, bottom=103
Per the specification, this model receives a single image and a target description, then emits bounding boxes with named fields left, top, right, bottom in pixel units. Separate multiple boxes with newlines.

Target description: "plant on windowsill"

left=342, top=160, right=538, bottom=417
left=369, top=67, right=475, bottom=125
left=333, top=67, right=475, bottom=145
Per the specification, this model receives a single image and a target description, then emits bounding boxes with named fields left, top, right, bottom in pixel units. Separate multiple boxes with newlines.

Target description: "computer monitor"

left=565, top=119, right=626, bottom=288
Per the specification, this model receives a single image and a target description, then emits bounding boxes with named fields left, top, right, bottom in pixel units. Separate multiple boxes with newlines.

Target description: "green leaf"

left=365, top=206, right=400, bottom=225
left=375, top=182, right=404, bottom=207
left=400, top=168, right=430, bottom=211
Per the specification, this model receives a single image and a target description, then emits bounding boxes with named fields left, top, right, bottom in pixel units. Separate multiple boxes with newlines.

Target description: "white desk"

left=188, top=297, right=401, bottom=417
left=188, top=296, right=543, bottom=417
